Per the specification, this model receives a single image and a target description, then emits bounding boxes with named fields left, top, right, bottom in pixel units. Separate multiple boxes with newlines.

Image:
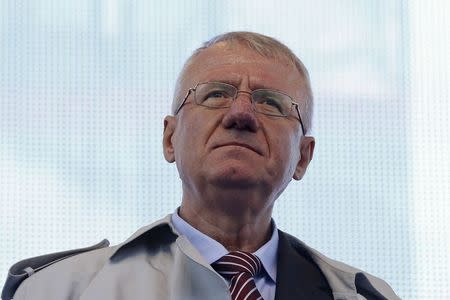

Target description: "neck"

left=179, top=186, right=274, bottom=252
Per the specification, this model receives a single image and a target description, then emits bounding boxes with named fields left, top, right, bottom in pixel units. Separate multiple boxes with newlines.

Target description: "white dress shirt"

left=172, top=210, right=278, bottom=300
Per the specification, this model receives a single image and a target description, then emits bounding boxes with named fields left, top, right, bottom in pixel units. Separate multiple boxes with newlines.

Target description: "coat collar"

left=108, top=215, right=361, bottom=299
left=275, top=230, right=335, bottom=300
left=277, top=231, right=360, bottom=300
left=109, top=214, right=177, bottom=260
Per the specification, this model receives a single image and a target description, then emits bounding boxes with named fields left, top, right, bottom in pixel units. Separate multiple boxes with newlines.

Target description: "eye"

left=259, top=97, right=283, bottom=113
left=263, top=98, right=281, bottom=108
left=199, top=86, right=234, bottom=107
left=205, top=90, right=228, bottom=99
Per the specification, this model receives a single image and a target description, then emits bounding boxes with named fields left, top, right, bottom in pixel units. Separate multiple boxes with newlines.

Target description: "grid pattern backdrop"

left=1, top=1, right=449, bottom=299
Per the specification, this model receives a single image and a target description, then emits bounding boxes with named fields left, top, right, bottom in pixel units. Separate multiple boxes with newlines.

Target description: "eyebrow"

left=206, top=78, right=239, bottom=86
left=205, top=78, right=275, bottom=91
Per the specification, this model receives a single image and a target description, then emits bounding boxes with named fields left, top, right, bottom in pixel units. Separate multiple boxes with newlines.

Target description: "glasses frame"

left=175, top=81, right=306, bottom=135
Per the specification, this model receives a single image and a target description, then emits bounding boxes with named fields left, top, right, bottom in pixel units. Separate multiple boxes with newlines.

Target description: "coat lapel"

left=274, top=231, right=333, bottom=300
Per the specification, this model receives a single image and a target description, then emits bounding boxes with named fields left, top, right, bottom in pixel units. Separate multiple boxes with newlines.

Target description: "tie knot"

left=212, top=251, right=262, bottom=278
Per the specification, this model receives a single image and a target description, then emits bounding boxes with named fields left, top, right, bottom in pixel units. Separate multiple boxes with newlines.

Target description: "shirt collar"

left=254, top=224, right=278, bottom=282
left=171, top=209, right=278, bottom=282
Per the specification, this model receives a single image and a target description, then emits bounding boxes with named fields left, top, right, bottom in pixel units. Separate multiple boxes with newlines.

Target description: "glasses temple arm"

left=294, top=103, right=306, bottom=135
left=174, top=88, right=194, bottom=115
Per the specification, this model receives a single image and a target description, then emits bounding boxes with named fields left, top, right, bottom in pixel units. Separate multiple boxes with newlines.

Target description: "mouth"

left=213, top=142, right=262, bottom=155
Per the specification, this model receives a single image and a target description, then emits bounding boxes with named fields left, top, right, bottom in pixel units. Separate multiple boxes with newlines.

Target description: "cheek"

left=173, top=113, right=209, bottom=162
left=173, top=122, right=191, bottom=165
left=268, top=131, right=300, bottom=173
left=173, top=131, right=198, bottom=183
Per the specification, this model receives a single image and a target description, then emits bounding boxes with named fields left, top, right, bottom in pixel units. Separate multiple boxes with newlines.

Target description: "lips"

left=212, top=142, right=263, bottom=155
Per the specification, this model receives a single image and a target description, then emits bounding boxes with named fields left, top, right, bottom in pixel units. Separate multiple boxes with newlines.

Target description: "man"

left=2, top=32, right=399, bottom=300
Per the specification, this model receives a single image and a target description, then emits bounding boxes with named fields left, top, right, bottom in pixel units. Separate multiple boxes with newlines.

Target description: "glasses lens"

left=252, top=90, right=291, bottom=116
left=195, top=82, right=236, bottom=108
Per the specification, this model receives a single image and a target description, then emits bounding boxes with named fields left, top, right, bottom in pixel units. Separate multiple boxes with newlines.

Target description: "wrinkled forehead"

left=187, top=41, right=296, bottom=74
left=179, top=42, right=304, bottom=92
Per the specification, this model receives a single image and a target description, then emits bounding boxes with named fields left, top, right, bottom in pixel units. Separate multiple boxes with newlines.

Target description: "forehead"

left=182, top=43, right=305, bottom=97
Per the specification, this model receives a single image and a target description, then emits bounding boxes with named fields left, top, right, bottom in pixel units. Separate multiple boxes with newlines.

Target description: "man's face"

left=164, top=42, right=314, bottom=202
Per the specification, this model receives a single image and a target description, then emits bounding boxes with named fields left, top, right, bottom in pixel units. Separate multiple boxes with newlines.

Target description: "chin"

left=207, top=167, right=260, bottom=189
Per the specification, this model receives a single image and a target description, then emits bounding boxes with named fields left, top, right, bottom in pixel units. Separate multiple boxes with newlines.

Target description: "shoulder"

left=2, top=215, right=176, bottom=300
left=278, top=230, right=400, bottom=300
left=2, top=239, right=113, bottom=300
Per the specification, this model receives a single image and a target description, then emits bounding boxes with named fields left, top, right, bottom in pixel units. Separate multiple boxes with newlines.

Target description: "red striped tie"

left=212, top=251, right=264, bottom=300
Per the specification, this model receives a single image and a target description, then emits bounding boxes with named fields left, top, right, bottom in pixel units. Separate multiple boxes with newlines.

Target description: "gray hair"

left=172, top=31, right=313, bottom=134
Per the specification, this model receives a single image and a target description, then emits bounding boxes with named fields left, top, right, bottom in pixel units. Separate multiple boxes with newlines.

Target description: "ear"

left=293, top=136, right=315, bottom=180
left=163, top=116, right=176, bottom=163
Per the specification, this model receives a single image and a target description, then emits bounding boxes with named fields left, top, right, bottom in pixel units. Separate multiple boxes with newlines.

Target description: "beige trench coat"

left=2, top=215, right=400, bottom=300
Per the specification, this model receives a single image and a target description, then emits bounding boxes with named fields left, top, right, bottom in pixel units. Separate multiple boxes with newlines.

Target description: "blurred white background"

left=1, top=1, right=449, bottom=299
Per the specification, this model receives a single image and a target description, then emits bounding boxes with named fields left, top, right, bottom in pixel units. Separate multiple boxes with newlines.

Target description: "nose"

left=221, top=91, right=259, bottom=132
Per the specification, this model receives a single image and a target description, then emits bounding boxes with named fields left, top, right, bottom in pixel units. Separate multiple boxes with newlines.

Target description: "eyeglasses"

left=175, top=81, right=305, bottom=135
